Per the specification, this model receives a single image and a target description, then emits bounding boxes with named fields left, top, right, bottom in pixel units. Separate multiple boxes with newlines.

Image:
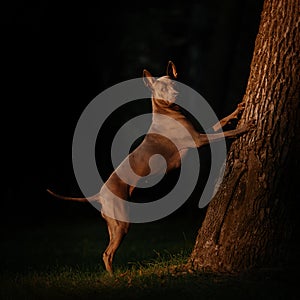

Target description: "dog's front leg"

left=196, top=120, right=255, bottom=147
left=212, top=102, right=245, bottom=132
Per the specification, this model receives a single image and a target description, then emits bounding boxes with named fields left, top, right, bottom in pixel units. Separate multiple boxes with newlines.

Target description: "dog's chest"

left=149, top=114, right=197, bottom=149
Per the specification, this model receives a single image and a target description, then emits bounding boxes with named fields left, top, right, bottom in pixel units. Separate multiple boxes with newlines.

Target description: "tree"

left=189, top=0, right=300, bottom=273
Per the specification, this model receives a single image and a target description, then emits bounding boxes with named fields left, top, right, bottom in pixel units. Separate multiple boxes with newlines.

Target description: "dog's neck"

left=150, top=95, right=200, bottom=148
left=151, top=97, right=183, bottom=119
left=148, top=75, right=199, bottom=140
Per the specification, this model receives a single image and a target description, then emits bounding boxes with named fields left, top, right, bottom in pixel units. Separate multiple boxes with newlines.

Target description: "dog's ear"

left=166, top=61, right=177, bottom=79
left=143, top=69, right=155, bottom=89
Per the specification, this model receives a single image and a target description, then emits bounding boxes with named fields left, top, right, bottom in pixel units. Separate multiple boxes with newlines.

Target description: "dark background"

left=1, top=0, right=264, bottom=224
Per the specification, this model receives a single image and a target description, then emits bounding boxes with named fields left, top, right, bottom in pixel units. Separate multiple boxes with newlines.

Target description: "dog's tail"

left=46, top=189, right=99, bottom=202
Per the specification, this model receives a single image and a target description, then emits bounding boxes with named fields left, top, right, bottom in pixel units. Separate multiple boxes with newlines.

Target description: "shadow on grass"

left=0, top=208, right=298, bottom=300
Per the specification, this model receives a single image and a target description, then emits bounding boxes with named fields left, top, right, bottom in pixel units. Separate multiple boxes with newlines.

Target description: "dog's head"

left=143, top=61, right=178, bottom=103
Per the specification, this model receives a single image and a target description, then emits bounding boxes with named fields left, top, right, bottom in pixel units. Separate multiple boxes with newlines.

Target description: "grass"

left=0, top=208, right=298, bottom=300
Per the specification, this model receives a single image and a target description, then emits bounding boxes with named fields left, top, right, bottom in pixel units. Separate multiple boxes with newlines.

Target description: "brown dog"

left=47, top=61, right=252, bottom=274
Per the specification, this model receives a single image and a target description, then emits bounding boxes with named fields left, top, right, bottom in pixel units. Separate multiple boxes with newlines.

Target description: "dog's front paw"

left=245, top=119, right=256, bottom=130
left=233, top=102, right=246, bottom=119
left=237, top=119, right=256, bottom=134
left=237, top=102, right=245, bottom=112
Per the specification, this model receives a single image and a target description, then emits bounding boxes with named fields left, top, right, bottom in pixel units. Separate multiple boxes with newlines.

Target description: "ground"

left=0, top=203, right=298, bottom=300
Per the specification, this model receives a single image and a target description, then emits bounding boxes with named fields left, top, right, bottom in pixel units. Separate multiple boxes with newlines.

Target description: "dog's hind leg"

left=102, top=215, right=129, bottom=274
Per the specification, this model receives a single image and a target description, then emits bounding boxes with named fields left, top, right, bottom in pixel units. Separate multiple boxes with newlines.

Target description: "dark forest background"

left=1, top=0, right=265, bottom=225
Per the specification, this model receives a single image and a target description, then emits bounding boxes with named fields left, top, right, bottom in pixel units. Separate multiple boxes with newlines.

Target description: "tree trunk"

left=189, top=0, right=300, bottom=273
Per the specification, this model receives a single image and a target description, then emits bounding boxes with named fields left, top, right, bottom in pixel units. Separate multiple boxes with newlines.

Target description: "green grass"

left=0, top=211, right=298, bottom=300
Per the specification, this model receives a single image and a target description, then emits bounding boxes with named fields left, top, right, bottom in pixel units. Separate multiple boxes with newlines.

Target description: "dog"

left=47, top=61, right=253, bottom=274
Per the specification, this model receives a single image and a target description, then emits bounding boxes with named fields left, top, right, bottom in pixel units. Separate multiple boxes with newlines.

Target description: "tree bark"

left=189, top=0, right=300, bottom=273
